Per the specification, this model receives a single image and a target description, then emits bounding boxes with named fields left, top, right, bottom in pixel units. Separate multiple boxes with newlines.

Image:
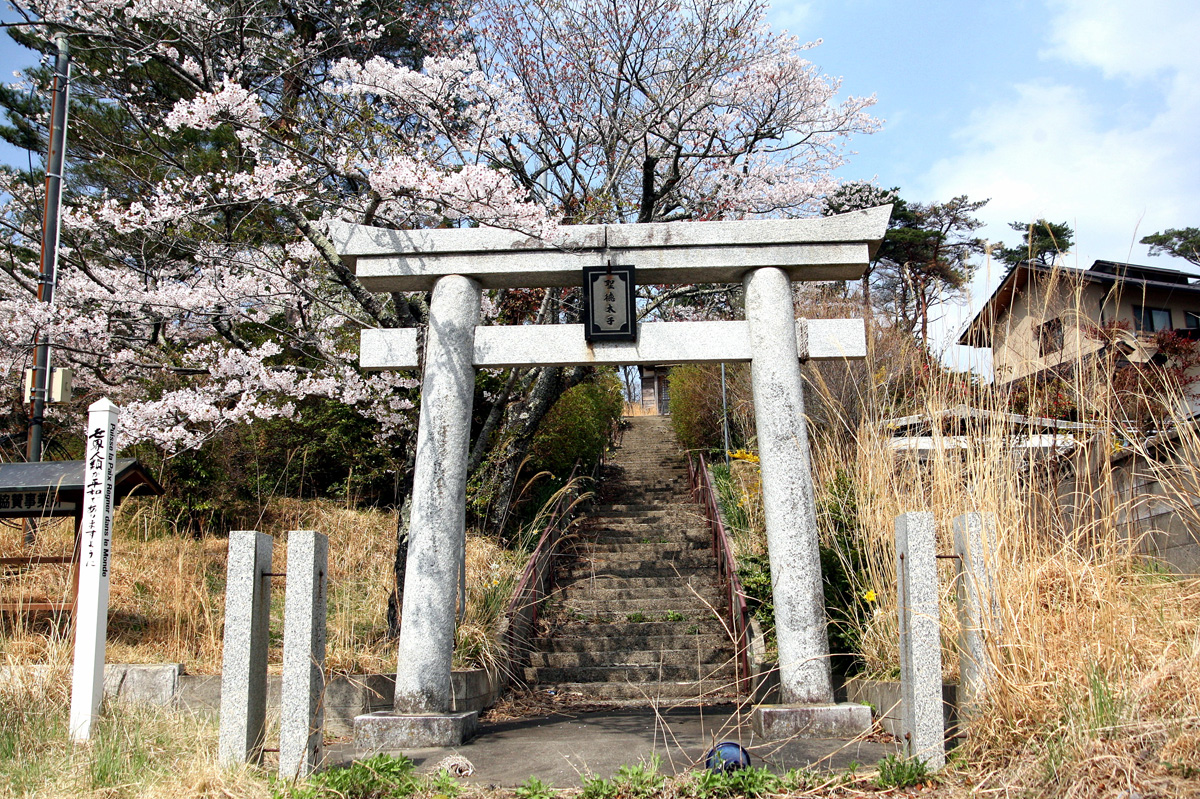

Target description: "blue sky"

left=768, top=0, right=1200, bottom=366
left=1, top=0, right=1197, bottom=369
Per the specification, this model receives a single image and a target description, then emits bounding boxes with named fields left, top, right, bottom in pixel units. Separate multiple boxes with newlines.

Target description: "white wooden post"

left=69, top=398, right=119, bottom=741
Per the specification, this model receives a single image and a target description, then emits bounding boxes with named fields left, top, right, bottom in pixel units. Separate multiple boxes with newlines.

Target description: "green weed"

left=515, top=775, right=555, bottom=799
left=874, top=754, right=929, bottom=789
left=613, top=756, right=666, bottom=798
left=287, top=753, right=419, bottom=799
left=580, top=773, right=619, bottom=799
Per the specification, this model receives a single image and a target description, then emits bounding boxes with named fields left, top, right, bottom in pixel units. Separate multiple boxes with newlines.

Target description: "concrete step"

left=566, top=537, right=705, bottom=551
left=558, top=597, right=724, bottom=615
left=524, top=662, right=736, bottom=684
left=563, top=550, right=714, bottom=566
left=556, top=574, right=718, bottom=591
left=561, top=560, right=715, bottom=578
left=534, top=631, right=729, bottom=652
left=556, top=584, right=721, bottom=603
left=594, top=503, right=694, bottom=513
left=585, top=508, right=695, bottom=520
left=575, top=520, right=706, bottom=535
left=528, top=646, right=733, bottom=668
left=573, top=531, right=707, bottom=545
left=545, top=618, right=729, bottom=638
left=538, top=680, right=737, bottom=701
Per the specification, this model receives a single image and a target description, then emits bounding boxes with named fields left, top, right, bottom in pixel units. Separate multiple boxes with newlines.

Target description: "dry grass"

left=0, top=497, right=524, bottom=675
left=0, top=649, right=272, bottom=798
left=795, top=279, right=1200, bottom=794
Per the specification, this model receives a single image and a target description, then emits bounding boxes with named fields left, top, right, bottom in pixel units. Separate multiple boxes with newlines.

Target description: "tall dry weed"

left=798, top=265, right=1200, bottom=792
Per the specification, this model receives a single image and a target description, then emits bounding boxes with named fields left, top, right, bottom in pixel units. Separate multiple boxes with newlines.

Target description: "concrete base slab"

left=355, top=711, right=479, bottom=752
left=752, top=703, right=872, bottom=740
left=327, top=704, right=898, bottom=786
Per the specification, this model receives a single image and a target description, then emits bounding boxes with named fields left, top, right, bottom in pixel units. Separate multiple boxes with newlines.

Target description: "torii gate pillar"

left=744, top=267, right=832, bottom=705
left=393, top=275, right=481, bottom=713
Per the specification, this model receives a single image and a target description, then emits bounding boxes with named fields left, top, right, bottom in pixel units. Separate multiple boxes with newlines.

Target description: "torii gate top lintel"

left=330, top=204, right=891, bottom=292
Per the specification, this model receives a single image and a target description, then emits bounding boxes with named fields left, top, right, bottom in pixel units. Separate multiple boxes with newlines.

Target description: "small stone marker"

left=218, top=530, right=274, bottom=766
left=895, top=512, right=945, bottom=769
left=69, top=398, right=119, bottom=741
left=952, top=512, right=999, bottom=713
left=279, top=530, right=328, bottom=779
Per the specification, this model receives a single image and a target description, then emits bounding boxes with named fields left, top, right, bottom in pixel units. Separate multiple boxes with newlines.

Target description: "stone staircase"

left=524, top=415, right=738, bottom=702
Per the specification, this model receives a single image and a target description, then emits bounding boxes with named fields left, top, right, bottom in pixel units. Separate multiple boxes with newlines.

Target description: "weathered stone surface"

left=844, top=679, right=960, bottom=738
left=218, top=530, right=273, bottom=767
left=102, top=663, right=181, bottom=706
left=394, top=275, right=482, bottom=714
left=331, top=207, right=890, bottom=291
left=952, top=513, right=998, bottom=715
left=354, top=711, right=479, bottom=752
left=751, top=704, right=872, bottom=740
left=279, top=530, right=329, bottom=779
left=361, top=318, right=867, bottom=370
left=895, top=512, right=945, bottom=769
left=744, top=267, right=832, bottom=706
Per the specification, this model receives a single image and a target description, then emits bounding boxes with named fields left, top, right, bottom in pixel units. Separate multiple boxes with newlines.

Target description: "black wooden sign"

left=583, top=265, right=637, bottom=342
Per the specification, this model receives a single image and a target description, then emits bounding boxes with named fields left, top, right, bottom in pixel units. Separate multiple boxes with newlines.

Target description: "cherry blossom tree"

left=464, top=0, right=880, bottom=525
left=0, top=0, right=554, bottom=455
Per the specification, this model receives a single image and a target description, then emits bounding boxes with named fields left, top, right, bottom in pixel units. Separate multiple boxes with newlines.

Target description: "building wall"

left=1057, top=436, right=1200, bottom=575
left=993, top=276, right=1200, bottom=385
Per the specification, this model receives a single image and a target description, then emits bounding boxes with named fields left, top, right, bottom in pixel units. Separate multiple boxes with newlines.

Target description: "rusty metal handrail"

left=503, top=450, right=604, bottom=682
left=688, top=452, right=752, bottom=693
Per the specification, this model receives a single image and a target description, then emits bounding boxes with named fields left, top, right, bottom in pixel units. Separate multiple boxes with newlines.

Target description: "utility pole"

left=24, top=35, right=70, bottom=546
left=720, top=363, right=730, bottom=465
left=27, top=35, right=70, bottom=465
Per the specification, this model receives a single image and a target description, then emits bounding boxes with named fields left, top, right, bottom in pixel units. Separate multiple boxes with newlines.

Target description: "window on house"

left=1134, top=305, right=1172, bottom=332
left=1185, top=311, right=1200, bottom=329
left=1037, top=318, right=1064, bottom=356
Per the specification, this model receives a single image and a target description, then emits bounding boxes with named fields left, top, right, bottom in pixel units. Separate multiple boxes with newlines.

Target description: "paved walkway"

left=330, top=704, right=898, bottom=787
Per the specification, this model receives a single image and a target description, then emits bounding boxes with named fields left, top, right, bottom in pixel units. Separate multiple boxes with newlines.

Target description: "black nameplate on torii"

left=583, top=265, right=637, bottom=342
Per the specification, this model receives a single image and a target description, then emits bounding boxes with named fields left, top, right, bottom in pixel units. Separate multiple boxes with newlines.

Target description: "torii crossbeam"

left=331, top=205, right=891, bottom=748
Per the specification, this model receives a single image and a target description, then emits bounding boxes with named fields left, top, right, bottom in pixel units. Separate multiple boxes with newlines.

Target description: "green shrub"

left=529, top=371, right=623, bottom=476
left=667, top=364, right=724, bottom=451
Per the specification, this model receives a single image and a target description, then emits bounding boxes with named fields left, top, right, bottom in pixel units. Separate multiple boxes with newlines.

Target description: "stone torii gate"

left=332, top=205, right=891, bottom=748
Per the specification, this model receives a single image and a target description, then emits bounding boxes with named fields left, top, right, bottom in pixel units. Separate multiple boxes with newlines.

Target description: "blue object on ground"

left=705, top=741, right=751, bottom=773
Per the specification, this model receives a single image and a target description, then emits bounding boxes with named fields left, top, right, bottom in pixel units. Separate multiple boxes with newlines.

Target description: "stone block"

left=896, top=512, right=945, bottom=770
left=751, top=703, right=872, bottom=740
left=218, top=531, right=273, bottom=767
left=952, top=513, right=999, bottom=714
left=354, top=710, right=479, bottom=752
left=103, top=663, right=182, bottom=706
left=279, top=530, right=329, bottom=779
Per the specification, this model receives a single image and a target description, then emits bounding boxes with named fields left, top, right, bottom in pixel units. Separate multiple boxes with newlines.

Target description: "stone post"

left=743, top=267, right=831, bottom=705
left=895, top=512, right=945, bottom=769
left=356, top=274, right=482, bottom=752
left=280, top=530, right=328, bottom=779
left=218, top=531, right=273, bottom=766
left=952, top=512, right=998, bottom=714
left=69, top=398, right=119, bottom=741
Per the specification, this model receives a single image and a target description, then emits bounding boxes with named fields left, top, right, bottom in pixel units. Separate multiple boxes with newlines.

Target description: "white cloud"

left=1042, top=0, right=1200, bottom=81
left=923, top=0, right=1200, bottom=369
